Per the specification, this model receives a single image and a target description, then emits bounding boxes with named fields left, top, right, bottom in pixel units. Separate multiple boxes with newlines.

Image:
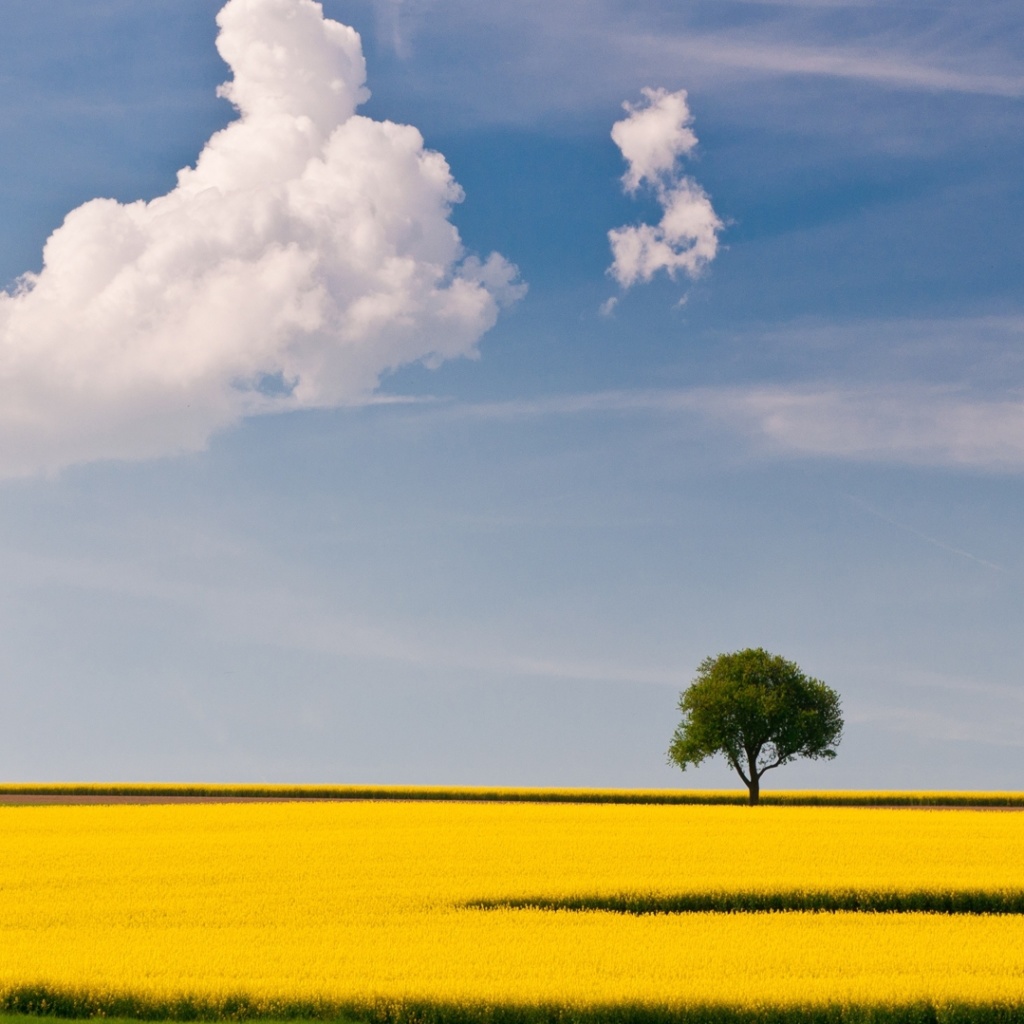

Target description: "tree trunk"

left=747, top=773, right=760, bottom=805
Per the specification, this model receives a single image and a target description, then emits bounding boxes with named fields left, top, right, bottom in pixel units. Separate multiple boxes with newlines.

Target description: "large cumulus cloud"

left=0, top=0, right=523, bottom=477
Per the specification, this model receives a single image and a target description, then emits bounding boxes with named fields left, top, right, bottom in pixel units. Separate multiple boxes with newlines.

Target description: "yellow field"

left=1, top=801, right=1023, bottom=1020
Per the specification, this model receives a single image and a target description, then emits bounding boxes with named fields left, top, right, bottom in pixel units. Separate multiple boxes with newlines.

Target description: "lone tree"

left=668, top=648, right=842, bottom=804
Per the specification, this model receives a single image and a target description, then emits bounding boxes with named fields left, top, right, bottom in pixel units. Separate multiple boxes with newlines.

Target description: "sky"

left=0, top=0, right=1022, bottom=790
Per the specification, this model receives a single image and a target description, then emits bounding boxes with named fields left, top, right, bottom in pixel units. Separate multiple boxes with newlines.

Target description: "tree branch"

left=727, top=756, right=751, bottom=787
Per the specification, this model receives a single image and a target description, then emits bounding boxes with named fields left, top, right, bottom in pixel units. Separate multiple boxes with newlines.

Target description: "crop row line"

left=465, top=890, right=1024, bottom=916
left=4, top=988, right=1024, bottom=1024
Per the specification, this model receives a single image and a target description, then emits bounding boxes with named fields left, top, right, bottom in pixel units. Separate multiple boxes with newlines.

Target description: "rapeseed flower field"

left=1, top=800, right=1023, bottom=1022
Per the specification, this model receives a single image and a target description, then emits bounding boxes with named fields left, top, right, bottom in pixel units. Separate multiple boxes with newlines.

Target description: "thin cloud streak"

left=0, top=546, right=686, bottom=689
left=432, top=383, right=1024, bottom=472
left=631, top=33, right=1024, bottom=97
left=852, top=702, right=1024, bottom=748
left=395, top=1, right=1024, bottom=100
left=347, top=1, right=1024, bottom=132
left=711, top=385, right=1024, bottom=469
left=847, top=497, right=1010, bottom=574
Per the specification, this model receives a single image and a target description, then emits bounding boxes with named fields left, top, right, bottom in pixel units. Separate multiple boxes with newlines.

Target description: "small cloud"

left=0, top=0, right=523, bottom=479
left=598, top=296, right=618, bottom=317
left=607, top=87, right=722, bottom=290
left=611, top=87, right=698, bottom=193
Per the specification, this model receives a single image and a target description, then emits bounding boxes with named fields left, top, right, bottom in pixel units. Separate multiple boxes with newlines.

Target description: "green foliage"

left=669, top=648, right=843, bottom=803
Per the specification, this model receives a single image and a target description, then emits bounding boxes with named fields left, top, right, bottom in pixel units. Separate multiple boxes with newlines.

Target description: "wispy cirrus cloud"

left=441, top=383, right=1024, bottom=472
left=435, top=312, right=1024, bottom=471
left=0, top=543, right=687, bottom=688
left=709, top=384, right=1024, bottom=469
left=628, top=32, right=1024, bottom=98
left=367, top=0, right=1024, bottom=132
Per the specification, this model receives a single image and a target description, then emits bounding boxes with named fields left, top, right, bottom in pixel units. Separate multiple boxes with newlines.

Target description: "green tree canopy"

left=668, top=648, right=843, bottom=804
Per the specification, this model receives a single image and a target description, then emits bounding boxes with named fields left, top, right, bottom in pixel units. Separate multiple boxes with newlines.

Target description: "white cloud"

left=607, top=88, right=722, bottom=289
left=611, top=87, right=698, bottom=193
left=0, top=0, right=523, bottom=478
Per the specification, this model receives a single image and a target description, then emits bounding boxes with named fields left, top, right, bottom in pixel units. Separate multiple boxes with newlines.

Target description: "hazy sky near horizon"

left=0, top=0, right=1022, bottom=790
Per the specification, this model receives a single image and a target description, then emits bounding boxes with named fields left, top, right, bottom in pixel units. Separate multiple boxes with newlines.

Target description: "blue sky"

left=0, top=0, right=1022, bottom=789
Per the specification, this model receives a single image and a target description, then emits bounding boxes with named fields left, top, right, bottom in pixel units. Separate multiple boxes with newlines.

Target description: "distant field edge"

left=0, top=783, right=1022, bottom=807
left=3, top=996, right=1024, bottom=1024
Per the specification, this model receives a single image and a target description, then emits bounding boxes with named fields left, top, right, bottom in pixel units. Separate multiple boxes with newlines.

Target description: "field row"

left=1, top=782, right=1023, bottom=806
left=4, top=989, right=1024, bottom=1024
left=470, top=887, right=1024, bottom=914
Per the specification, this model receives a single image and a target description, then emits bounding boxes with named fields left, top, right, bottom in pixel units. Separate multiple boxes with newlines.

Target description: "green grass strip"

left=1, top=784, right=1023, bottom=807
left=467, top=889, right=1024, bottom=915
left=3, top=992, right=1024, bottom=1024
